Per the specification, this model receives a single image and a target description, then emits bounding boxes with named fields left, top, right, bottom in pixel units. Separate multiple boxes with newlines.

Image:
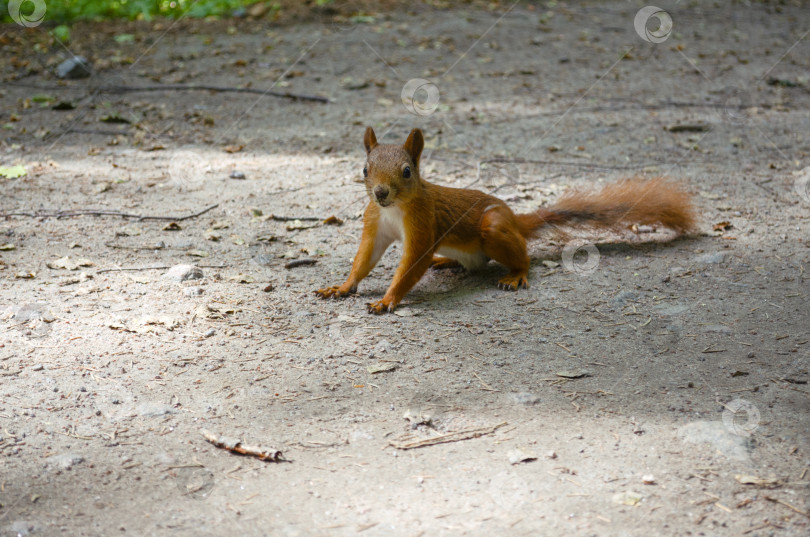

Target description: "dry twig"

left=201, top=430, right=285, bottom=462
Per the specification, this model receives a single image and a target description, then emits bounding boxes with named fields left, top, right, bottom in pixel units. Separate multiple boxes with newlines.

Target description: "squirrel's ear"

left=364, top=127, right=378, bottom=154
left=403, top=128, right=424, bottom=167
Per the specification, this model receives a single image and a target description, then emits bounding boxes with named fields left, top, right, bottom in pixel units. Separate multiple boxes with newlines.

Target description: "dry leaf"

left=367, top=362, right=397, bottom=374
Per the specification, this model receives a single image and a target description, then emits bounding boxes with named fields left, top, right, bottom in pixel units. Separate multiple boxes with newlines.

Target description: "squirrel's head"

left=362, top=127, right=424, bottom=208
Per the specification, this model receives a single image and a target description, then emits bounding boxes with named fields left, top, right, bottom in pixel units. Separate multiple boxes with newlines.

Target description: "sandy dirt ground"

left=1, top=1, right=809, bottom=535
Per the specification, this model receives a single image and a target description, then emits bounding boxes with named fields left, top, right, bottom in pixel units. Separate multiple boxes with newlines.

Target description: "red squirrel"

left=316, top=127, right=695, bottom=314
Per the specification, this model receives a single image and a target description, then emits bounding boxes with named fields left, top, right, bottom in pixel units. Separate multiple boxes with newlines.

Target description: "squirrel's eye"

left=363, top=166, right=368, bottom=177
left=403, top=166, right=411, bottom=178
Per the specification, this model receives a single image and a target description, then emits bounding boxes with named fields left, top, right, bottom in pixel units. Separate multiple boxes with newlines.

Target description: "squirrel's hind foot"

left=497, top=274, right=529, bottom=291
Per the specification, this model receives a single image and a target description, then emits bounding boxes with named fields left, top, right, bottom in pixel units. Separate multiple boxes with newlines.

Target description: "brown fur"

left=316, top=128, right=696, bottom=314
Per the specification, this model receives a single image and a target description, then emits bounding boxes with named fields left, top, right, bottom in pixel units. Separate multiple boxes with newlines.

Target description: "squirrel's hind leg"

left=479, top=209, right=530, bottom=291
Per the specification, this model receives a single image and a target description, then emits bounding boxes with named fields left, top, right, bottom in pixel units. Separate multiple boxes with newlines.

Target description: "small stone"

left=162, top=264, right=203, bottom=282
left=183, top=286, right=204, bottom=297
left=694, top=252, right=726, bottom=264
left=204, top=329, right=216, bottom=338
left=262, top=284, right=274, bottom=292
left=56, top=56, right=92, bottom=79
left=137, top=403, right=178, bottom=418
left=229, top=170, right=246, bottom=179
left=642, top=474, right=656, bottom=485
left=510, top=392, right=540, bottom=405
left=46, top=453, right=84, bottom=471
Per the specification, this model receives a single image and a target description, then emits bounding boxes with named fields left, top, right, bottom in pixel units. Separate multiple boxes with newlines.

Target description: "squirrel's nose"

left=374, top=186, right=390, bottom=202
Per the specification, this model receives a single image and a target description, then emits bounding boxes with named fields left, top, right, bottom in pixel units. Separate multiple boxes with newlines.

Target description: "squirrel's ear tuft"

left=364, top=127, right=378, bottom=154
left=403, top=128, right=424, bottom=167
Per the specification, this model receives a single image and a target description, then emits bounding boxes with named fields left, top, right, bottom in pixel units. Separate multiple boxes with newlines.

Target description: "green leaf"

left=52, top=25, right=71, bottom=43
left=0, top=165, right=27, bottom=179
left=114, top=34, right=135, bottom=43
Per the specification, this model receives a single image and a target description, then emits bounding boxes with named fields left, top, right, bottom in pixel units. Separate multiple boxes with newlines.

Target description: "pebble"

left=204, top=329, right=216, bottom=338
left=162, top=264, right=203, bottom=282
left=137, top=403, right=178, bottom=418
left=183, top=286, right=204, bottom=297
left=229, top=170, right=246, bottom=179
left=56, top=56, right=91, bottom=79
left=8, top=521, right=35, bottom=536
left=510, top=392, right=540, bottom=405
left=46, top=453, right=84, bottom=471
left=694, top=252, right=726, bottom=264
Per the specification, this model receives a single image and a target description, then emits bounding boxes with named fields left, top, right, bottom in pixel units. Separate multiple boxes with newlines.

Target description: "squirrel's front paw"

left=315, top=285, right=353, bottom=299
left=367, top=299, right=395, bottom=314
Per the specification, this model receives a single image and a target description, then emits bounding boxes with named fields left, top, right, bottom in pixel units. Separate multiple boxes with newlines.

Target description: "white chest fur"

left=377, top=206, right=405, bottom=242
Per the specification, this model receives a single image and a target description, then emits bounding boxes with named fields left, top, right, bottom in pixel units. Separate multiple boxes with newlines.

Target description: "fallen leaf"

left=735, top=474, right=780, bottom=488
left=15, top=270, right=36, bottom=279
left=713, top=221, right=733, bottom=232
left=223, top=144, right=244, bottom=153
left=205, top=230, right=222, bottom=241
left=556, top=370, right=590, bottom=379
left=211, top=220, right=230, bottom=230
left=187, top=250, right=209, bottom=257
left=116, top=225, right=141, bottom=237
left=368, top=362, right=397, bottom=374
left=613, top=491, right=642, bottom=506
left=0, top=165, right=27, bottom=179
left=0, top=243, right=16, bottom=250
left=162, top=222, right=182, bottom=231
left=508, top=447, right=537, bottom=465
left=322, top=215, right=344, bottom=226
left=47, top=257, right=94, bottom=270
left=100, top=114, right=131, bottom=124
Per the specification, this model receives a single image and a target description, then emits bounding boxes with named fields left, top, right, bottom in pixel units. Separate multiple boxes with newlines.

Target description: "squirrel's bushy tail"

left=517, top=177, right=695, bottom=239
